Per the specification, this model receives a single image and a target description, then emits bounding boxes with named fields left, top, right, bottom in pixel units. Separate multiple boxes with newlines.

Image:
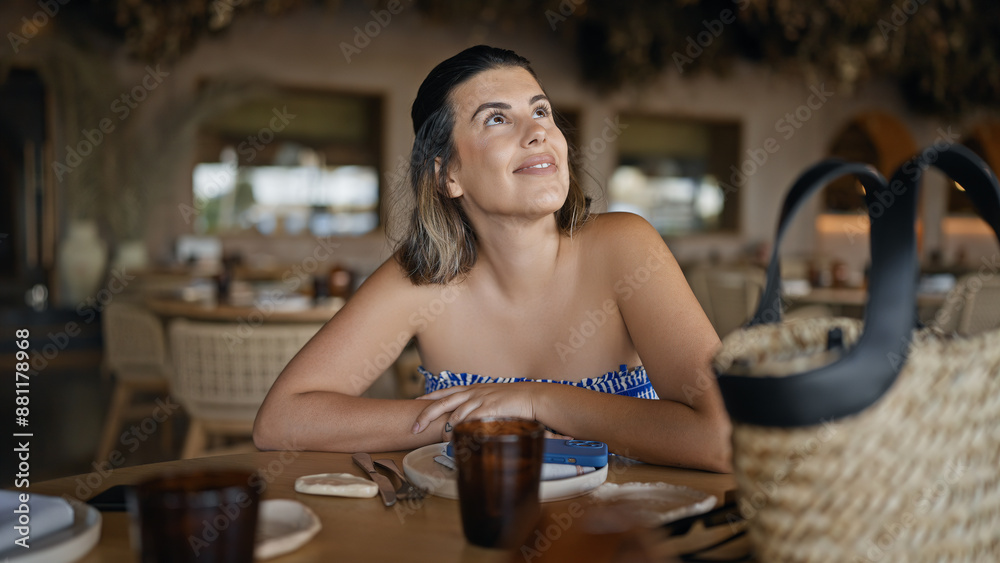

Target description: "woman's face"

left=443, top=66, right=570, bottom=225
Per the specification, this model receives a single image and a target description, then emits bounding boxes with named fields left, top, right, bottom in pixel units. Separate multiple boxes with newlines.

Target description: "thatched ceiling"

left=62, top=0, right=1000, bottom=115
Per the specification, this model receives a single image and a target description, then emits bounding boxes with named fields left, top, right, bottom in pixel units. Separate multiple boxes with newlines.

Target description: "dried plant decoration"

left=85, top=0, right=1000, bottom=116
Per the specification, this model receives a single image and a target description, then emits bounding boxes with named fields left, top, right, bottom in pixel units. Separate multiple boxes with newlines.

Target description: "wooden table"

left=27, top=451, right=745, bottom=562
left=145, top=297, right=341, bottom=323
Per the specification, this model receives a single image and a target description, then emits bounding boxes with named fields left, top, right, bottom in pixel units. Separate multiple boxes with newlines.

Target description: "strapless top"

left=419, top=364, right=659, bottom=400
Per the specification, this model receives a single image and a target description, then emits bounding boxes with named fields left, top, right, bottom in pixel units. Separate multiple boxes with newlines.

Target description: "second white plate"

left=1, top=501, right=101, bottom=563
left=589, top=482, right=717, bottom=526
left=254, top=499, right=321, bottom=560
left=402, top=443, right=607, bottom=502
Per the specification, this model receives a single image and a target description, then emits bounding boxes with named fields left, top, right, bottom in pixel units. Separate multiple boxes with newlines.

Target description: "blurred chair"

left=168, top=319, right=323, bottom=458
left=97, top=302, right=173, bottom=462
left=933, top=273, right=1000, bottom=336
left=686, top=265, right=767, bottom=338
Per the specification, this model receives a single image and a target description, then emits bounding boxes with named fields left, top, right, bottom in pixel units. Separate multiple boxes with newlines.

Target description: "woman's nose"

left=521, top=120, right=546, bottom=147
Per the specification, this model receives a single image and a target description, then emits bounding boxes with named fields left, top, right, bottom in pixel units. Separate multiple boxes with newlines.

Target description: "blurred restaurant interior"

left=0, top=0, right=999, bottom=483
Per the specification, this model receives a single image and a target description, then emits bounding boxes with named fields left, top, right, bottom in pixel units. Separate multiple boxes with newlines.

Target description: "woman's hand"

left=411, top=383, right=540, bottom=441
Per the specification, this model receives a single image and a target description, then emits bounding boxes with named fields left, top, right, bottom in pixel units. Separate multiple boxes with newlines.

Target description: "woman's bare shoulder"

left=355, top=254, right=462, bottom=307
left=580, top=211, right=661, bottom=237
left=578, top=212, right=671, bottom=262
left=358, top=255, right=417, bottom=295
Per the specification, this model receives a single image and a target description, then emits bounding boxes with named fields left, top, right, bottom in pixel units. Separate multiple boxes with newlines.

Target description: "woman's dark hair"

left=395, top=45, right=590, bottom=285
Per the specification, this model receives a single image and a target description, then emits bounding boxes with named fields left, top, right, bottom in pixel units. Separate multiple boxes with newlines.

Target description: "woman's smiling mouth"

left=514, top=155, right=557, bottom=175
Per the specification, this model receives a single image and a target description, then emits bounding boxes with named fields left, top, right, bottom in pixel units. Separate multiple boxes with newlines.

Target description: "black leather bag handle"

left=749, top=160, right=888, bottom=328
left=717, top=144, right=1000, bottom=427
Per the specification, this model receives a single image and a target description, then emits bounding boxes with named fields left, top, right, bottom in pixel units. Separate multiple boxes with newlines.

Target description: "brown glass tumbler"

left=453, top=417, right=545, bottom=548
left=127, top=470, right=260, bottom=563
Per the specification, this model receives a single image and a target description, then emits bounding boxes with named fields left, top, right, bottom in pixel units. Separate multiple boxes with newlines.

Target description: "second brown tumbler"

left=127, top=470, right=259, bottom=563
left=453, top=417, right=545, bottom=549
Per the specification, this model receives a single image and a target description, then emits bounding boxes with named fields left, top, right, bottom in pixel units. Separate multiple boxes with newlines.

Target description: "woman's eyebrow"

left=470, top=94, right=549, bottom=123
left=470, top=101, right=510, bottom=122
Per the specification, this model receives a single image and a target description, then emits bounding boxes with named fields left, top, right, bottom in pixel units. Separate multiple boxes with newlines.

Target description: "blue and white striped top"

left=419, top=364, right=660, bottom=400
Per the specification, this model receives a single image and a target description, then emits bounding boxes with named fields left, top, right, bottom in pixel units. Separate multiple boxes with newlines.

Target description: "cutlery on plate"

left=373, top=458, right=425, bottom=501
left=433, top=455, right=456, bottom=470
left=351, top=453, right=396, bottom=507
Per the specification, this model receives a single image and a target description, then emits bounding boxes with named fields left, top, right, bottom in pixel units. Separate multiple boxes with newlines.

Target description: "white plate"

left=403, top=443, right=608, bottom=502
left=254, top=499, right=321, bottom=560
left=1, top=501, right=101, bottom=563
left=589, top=482, right=717, bottom=527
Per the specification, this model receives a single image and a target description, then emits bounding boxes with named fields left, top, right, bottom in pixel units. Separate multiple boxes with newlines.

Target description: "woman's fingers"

left=413, top=383, right=536, bottom=434
left=445, top=397, right=486, bottom=427
left=439, top=398, right=488, bottom=441
left=412, top=390, right=471, bottom=433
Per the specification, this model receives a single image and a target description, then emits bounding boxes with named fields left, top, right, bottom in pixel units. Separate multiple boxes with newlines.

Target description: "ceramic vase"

left=57, top=220, right=108, bottom=306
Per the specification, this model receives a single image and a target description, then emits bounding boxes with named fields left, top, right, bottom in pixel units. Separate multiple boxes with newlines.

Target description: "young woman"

left=254, top=45, right=731, bottom=472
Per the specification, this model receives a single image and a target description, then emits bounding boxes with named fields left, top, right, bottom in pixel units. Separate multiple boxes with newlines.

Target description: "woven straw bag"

left=714, top=144, right=1000, bottom=562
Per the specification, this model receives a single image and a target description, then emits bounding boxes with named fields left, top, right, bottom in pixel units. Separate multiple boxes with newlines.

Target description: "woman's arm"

left=253, top=259, right=451, bottom=452
left=600, top=212, right=731, bottom=470
left=416, top=381, right=729, bottom=471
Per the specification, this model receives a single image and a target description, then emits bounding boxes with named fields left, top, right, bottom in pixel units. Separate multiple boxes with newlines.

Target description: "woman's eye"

left=533, top=107, right=549, bottom=118
left=486, top=113, right=506, bottom=126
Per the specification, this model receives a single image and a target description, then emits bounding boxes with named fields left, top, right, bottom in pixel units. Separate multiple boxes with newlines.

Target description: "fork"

left=374, top=458, right=426, bottom=501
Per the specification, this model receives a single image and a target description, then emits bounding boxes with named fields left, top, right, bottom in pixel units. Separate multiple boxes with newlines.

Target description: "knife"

left=352, top=453, right=397, bottom=507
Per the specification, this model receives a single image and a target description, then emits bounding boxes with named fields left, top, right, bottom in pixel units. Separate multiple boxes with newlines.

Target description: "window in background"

left=948, top=175, right=977, bottom=216
left=949, top=130, right=999, bottom=215
left=825, top=121, right=877, bottom=213
left=940, top=127, right=998, bottom=269
left=609, top=116, right=740, bottom=236
left=193, top=89, right=381, bottom=236
left=825, top=112, right=919, bottom=213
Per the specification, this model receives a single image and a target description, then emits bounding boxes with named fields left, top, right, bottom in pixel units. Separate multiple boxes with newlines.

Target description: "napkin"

left=0, top=490, right=75, bottom=552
